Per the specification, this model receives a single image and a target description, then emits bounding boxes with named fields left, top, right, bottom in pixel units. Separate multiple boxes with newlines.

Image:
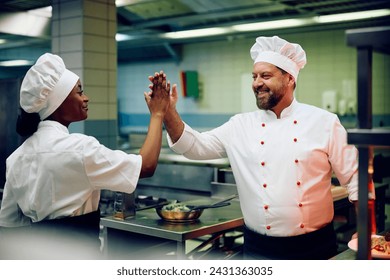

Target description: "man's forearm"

left=164, top=108, right=184, bottom=143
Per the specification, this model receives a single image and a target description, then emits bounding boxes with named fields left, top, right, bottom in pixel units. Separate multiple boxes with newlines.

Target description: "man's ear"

left=288, top=74, right=296, bottom=88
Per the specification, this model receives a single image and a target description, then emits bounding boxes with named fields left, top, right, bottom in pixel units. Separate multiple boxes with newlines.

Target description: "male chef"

left=147, top=36, right=359, bottom=259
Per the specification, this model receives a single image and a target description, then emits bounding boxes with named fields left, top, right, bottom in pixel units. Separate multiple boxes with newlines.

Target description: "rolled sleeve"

left=167, top=122, right=196, bottom=154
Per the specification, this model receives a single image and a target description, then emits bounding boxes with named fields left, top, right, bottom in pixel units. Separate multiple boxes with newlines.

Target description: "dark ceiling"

left=0, top=0, right=389, bottom=64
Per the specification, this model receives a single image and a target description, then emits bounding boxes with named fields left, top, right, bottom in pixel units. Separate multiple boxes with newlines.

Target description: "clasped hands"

left=145, top=71, right=178, bottom=116
left=144, top=71, right=171, bottom=116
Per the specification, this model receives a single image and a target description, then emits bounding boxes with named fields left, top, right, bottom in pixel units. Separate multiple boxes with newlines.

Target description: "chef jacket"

left=168, top=99, right=359, bottom=237
left=0, top=121, right=141, bottom=227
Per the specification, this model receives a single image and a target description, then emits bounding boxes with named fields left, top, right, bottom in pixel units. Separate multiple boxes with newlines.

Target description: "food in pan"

left=162, top=203, right=191, bottom=212
left=156, top=203, right=203, bottom=222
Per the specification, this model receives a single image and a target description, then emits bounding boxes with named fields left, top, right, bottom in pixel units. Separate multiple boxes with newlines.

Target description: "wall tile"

left=56, top=34, right=83, bottom=52
left=84, top=69, right=109, bottom=86
left=84, top=52, right=109, bottom=69
left=84, top=35, right=108, bottom=52
left=57, top=17, right=83, bottom=35
left=84, top=18, right=108, bottom=35
left=88, top=103, right=108, bottom=119
left=84, top=1, right=108, bottom=19
left=86, top=85, right=108, bottom=103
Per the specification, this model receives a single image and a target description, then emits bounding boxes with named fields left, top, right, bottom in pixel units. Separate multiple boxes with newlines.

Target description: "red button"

left=260, top=141, right=265, bottom=145
left=266, top=225, right=271, bottom=230
left=261, top=161, right=265, bottom=166
left=294, top=120, right=298, bottom=124
left=262, top=123, right=265, bottom=127
left=264, top=205, right=269, bottom=210
left=297, top=181, right=301, bottom=186
left=299, top=203, right=303, bottom=207
left=295, top=159, right=299, bottom=163
left=263, top=183, right=267, bottom=188
left=294, top=138, right=298, bottom=142
left=300, top=223, right=304, bottom=228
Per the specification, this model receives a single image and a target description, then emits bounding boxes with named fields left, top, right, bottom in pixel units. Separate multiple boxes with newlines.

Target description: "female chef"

left=0, top=53, right=169, bottom=259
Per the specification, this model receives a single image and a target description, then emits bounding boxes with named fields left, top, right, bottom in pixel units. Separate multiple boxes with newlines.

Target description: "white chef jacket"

left=0, top=121, right=142, bottom=227
left=168, top=99, right=359, bottom=237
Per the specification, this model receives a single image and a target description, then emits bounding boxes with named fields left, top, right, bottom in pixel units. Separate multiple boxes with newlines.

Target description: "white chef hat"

left=250, top=36, right=306, bottom=81
left=20, top=53, right=79, bottom=120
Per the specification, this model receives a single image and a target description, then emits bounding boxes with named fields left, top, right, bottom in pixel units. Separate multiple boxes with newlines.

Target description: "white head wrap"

left=250, top=36, right=306, bottom=81
left=20, top=53, right=79, bottom=120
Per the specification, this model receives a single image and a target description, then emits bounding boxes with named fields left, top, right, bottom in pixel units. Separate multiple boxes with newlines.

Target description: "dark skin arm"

left=139, top=71, right=170, bottom=178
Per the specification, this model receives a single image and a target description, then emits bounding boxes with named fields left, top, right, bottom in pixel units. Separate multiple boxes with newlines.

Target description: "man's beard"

left=255, top=88, right=283, bottom=110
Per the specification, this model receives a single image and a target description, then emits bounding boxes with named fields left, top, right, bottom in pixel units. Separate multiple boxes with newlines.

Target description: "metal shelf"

left=348, top=128, right=390, bottom=147
left=345, top=26, right=390, bottom=260
left=346, top=26, right=390, bottom=55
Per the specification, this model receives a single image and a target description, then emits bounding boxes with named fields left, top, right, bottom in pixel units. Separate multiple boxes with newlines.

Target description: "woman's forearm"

left=139, top=114, right=164, bottom=178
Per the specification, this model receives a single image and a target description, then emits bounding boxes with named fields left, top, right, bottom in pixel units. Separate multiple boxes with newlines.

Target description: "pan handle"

left=214, top=193, right=239, bottom=204
left=190, top=201, right=231, bottom=211
left=189, top=193, right=238, bottom=210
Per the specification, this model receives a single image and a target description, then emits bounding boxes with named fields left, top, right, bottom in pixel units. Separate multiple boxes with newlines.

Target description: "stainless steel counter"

left=101, top=199, right=243, bottom=259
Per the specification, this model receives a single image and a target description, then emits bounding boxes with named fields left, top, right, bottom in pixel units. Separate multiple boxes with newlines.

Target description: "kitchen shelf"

left=347, top=128, right=390, bottom=147
left=345, top=26, right=390, bottom=260
left=346, top=26, right=390, bottom=55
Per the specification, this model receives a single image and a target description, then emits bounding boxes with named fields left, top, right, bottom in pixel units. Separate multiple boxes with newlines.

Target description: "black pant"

left=243, top=223, right=338, bottom=260
left=0, top=210, right=101, bottom=260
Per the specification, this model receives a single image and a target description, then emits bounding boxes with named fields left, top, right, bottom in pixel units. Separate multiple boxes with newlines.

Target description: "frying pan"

left=156, top=194, right=238, bottom=223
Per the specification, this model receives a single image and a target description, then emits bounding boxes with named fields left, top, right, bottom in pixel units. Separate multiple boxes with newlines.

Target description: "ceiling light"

left=27, top=6, right=52, bottom=17
left=232, top=18, right=312, bottom=32
left=0, top=60, right=34, bottom=67
left=161, top=27, right=231, bottom=39
left=314, top=9, right=390, bottom=24
left=115, top=0, right=138, bottom=7
left=116, top=33, right=135, bottom=41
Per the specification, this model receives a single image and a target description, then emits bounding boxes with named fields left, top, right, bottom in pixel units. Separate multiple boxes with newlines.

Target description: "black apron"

left=243, top=223, right=338, bottom=260
left=1, top=210, right=102, bottom=259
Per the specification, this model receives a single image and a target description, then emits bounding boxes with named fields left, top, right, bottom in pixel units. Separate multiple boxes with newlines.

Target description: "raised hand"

left=147, top=71, right=178, bottom=112
left=144, top=71, right=170, bottom=118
